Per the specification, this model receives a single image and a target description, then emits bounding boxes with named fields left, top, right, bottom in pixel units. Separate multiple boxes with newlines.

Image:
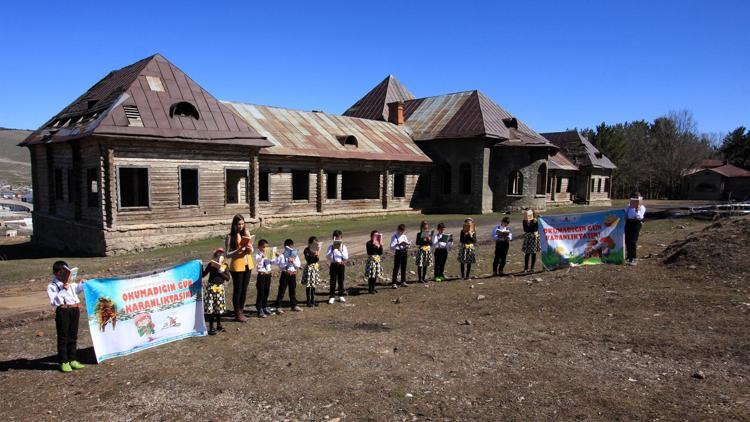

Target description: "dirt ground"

left=0, top=216, right=748, bottom=420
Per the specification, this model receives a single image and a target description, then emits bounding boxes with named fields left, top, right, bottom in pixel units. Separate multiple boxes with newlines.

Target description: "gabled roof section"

left=342, top=75, right=415, bottom=121
left=401, top=90, right=553, bottom=147
left=541, top=130, right=617, bottom=169
left=224, top=102, right=431, bottom=163
left=20, top=54, right=270, bottom=148
left=548, top=151, right=579, bottom=171
left=708, top=164, right=750, bottom=178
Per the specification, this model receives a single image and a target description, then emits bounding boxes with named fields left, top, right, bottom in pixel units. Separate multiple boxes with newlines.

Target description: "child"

left=432, top=223, right=452, bottom=282
left=365, top=230, right=384, bottom=294
left=415, top=221, right=434, bottom=283
left=625, top=193, right=646, bottom=265
left=202, top=248, right=231, bottom=335
left=492, top=217, right=513, bottom=276
left=390, top=224, right=411, bottom=288
left=274, top=239, right=302, bottom=313
left=522, top=210, right=541, bottom=273
left=47, top=260, right=86, bottom=373
left=458, top=218, right=477, bottom=280
left=325, top=230, right=349, bottom=304
left=302, top=236, right=322, bottom=307
left=254, top=239, right=274, bottom=318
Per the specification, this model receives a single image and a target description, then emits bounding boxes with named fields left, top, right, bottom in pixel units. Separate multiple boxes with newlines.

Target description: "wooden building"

left=546, top=152, right=579, bottom=205
left=541, top=130, right=616, bottom=205
left=682, top=160, right=750, bottom=201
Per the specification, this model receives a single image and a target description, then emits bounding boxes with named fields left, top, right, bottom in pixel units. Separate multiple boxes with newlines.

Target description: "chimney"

left=388, top=101, right=404, bottom=125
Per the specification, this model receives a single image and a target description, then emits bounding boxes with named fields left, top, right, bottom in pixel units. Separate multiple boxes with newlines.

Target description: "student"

left=625, top=193, right=646, bottom=265
left=415, top=221, right=434, bottom=283
left=390, top=224, right=411, bottom=288
left=202, top=248, right=231, bottom=335
left=274, top=239, right=302, bottom=313
left=254, top=239, right=274, bottom=318
left=225, top=214, right=254, bottom=323
left=522, top=210, right=541, bottom=273
left=301, top=236, right=322, bottom=307
left=365, top=230, right=384, bottom=294
left=458, top=218, right=477, bottom=280
left=492, top=217, right=513, bottom=276
left=432, top=223, right=452, bottom=282
left=325, top=230, right=349, bottom=304
left=47, top=260, right=86, bottom=373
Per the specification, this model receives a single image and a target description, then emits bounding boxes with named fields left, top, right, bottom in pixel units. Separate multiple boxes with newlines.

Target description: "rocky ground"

left=0, top=216, right=748, bottom=420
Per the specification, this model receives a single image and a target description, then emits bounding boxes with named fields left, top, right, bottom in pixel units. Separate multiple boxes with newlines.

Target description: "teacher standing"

left=625, top=193, right=646, bottom=266
left=225, top=214, right=254, bottom=322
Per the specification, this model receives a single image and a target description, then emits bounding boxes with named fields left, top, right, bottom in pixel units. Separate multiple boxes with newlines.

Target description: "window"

left=292, top=171, right=309, bottom=200
left=337, top=135, right=358, bottom=147
left=604, top=178, right=610, bottom=193
left=442, top=165, right=452, bottom=195
left=225, top=169, right=248, bottom=204
left=118, top=167, right=149, bottom=208
left=342, top=171, right=380, bottom=199
left=259, top=171, right=269, bottom=202
left=556, top=177, right=563, bottom=194
left=393, top=173, right=406, bottom=198
left=597, top=178, right=602, bottom=193
left=591, top=178, right=596, bottom=192
left=459, top=163, right=472, bottom=195
left=536, top=164, right=547, bottom=195
left=146, top=76, right=165, bottom=92
left=67, top=169, right=74, bottom=203
left=179, top=168, right=199, bottom=206
left=326, top=171, right=338, bottom=199
left=169, top=102, right=200, bottom=120
left=123, top=105, right=143, bottom=127
left=86, top=168, right=98, bottom=207
left=54, top=169, right=64, bottom=200
left=547, top=175, right=553, bottom=194
left=417, top=173, right=431, bottom=198
left=508, top=170, right=523, bottom=195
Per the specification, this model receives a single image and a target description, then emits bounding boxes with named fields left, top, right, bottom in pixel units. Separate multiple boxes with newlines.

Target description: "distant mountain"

left=0, top=129, right=32, bottom=186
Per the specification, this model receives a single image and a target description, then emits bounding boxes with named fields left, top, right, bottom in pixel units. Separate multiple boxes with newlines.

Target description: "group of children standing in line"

left=202, top=211, right=544, bottom=334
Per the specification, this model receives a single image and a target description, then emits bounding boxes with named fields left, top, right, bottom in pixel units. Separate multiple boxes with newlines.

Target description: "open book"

left=60, top=266, right=79, bottom=284
left=495, top=228, right=510, bottom=239
left=333, top=239, right=343, bottom=250
left=208, top=256, right=227, bottom=272
left=419, top=230, right=434, bottom=242
left=439, top=233, right=453, bottom=243
left=240, top=235, right=255, bottom=248
left=374, top=233, right=382, bottom=246
left=310, top=240, right=322, bottom=253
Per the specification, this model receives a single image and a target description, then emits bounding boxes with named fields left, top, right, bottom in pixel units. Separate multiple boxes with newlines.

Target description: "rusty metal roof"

left=541, top=130, right=617, bottom=169
left=224, top=102, right=432, bottom=163
left=708, top=164, right=750, bottom=178
left=548, top=152, right=579, bottom=171
left=20, top=54, right=270, bottom=148
left=342, top=75, right=415, bottom=121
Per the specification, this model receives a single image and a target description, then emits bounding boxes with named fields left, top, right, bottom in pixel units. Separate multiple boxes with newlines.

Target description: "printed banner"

left=539, top=209, right=626, bottom=269
left=83, top=260, right=206, bottom=363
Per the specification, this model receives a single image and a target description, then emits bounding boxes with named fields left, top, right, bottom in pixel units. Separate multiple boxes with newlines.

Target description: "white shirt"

left=47, top=278, right=83, bottom=307
left=326, top=243, right=349, bottom=263
left=492, top=225, right=513, bottom=242
left=275, top=247, right=302, bottom=273
left=625, top=205, right=646, bottom=220
left=255, top=251, right=274, bottom=273
left=432, top=232, right=453, bottom=249
left=390, top=233, right=410, bottom=251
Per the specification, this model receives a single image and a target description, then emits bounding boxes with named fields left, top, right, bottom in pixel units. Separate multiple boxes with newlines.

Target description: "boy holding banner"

left=625, top=193, right=646, bottom=265
left=47, top=261, right=86, bottom=373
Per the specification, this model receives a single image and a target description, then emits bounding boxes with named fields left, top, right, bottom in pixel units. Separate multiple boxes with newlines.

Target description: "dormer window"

left=502, top=117, right=519, bottom=129
left=337, top=135, right=358, bottom=147
left=169, top=102, right=200, bottom=120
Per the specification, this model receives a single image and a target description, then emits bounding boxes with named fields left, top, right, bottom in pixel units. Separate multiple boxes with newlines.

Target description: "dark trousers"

left=434, top=248, right=448, bottom=278
left=230, top=269, right=251, bottom=315
left=55, top=306, right=80, bottom=364
left=329, top=263, right=345, bottom=298
left=625, top=219, right=642, bottom=261
left=256, top=273, right=271, bottom=310
left=276, top=271, right=298, bottom=308
left=392, top=250, right=408, bottom=284
left=493, top=241, right=510, bottom=274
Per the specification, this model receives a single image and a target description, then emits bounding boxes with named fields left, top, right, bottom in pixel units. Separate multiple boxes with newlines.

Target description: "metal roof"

left=548, top=152, right=579, bottom=171
left=541, top=130, right=617, bottom=169
left=707, top=164, right=750, bottom=178
left=20, top=54, right=270, bottom=148
left=342, top=75, right=415, bottom=121
left=224, top=102, right=432, bottom=163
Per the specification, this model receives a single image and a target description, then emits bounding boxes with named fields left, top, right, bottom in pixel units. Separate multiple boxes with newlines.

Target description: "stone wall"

left=490, top=147, right=549, bottom=211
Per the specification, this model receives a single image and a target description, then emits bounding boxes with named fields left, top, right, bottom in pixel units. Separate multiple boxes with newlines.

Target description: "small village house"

left=681, top=159, right=750, bottom=201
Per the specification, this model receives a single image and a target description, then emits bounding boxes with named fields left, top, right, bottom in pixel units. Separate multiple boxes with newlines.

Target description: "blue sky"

left=1, top=0, right=747, bottom=135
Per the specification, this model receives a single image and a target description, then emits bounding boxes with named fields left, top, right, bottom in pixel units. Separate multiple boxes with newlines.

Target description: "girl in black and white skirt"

left=302, top=236, right=321, bottom=307
left=415, top=221, right=434, bottom=283
left=365, top=230, right=383, bottom=294
left=522, top=210, right=541, bottom=273
left=458, top=218, right=477, bottom=280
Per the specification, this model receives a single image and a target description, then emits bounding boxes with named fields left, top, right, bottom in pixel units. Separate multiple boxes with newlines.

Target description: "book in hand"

left=495, top=228, right=510, bottom=240
left=374, top=233, right=382, bottom=246
left=333, top=239, right=343, bottom=250
left=439, top=233, right=453, bottom=243
left=208, top=256, right=227, bottom=272
left=271, top=246, right=278, bottom=257
left=310, top=240, right=322, bottom=253
left=285, top=248, right=299, bottom=260
left=60, top=266, right=79, bottom=285
left=240, top=235, right=254, bottom=248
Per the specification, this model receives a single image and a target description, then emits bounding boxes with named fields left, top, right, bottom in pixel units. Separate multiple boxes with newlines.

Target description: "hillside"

left=0, top=128, right=32, bottom=186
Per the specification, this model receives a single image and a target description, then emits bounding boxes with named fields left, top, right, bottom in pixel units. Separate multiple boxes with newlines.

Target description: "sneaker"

left=400, top=282, right=409, bottom=287
left=313, top=301, right=319, bottom=307
left=392, top=283, right=398, bottom=289
left=276, top=308, right=285, bottom=315
left=328, top=297, right=335, bottom=304
left=338, top=296, right=346, bottom=303
left=69, top=360, right=85, bottom=370
left=258, top=312, right=267, bottom=318
left=631, top=259, right=638, bottom=266
left=264, top=307, right=274, bottom=315
left=60, top=362, right=72, bottom=373
left=217, top=326, right=225, bottom=332
left=292, top=306, right=303, bottom=312
left=208, top=329, right=217, bottom=336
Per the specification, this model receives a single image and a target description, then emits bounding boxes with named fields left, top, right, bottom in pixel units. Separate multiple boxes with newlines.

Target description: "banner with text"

left=83, top=260, right=206, bottom=363
left=538, top=209, right=626, bottom=269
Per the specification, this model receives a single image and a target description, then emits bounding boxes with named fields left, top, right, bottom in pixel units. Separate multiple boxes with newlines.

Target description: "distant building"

left=682, top=159, right=750, bottom=201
